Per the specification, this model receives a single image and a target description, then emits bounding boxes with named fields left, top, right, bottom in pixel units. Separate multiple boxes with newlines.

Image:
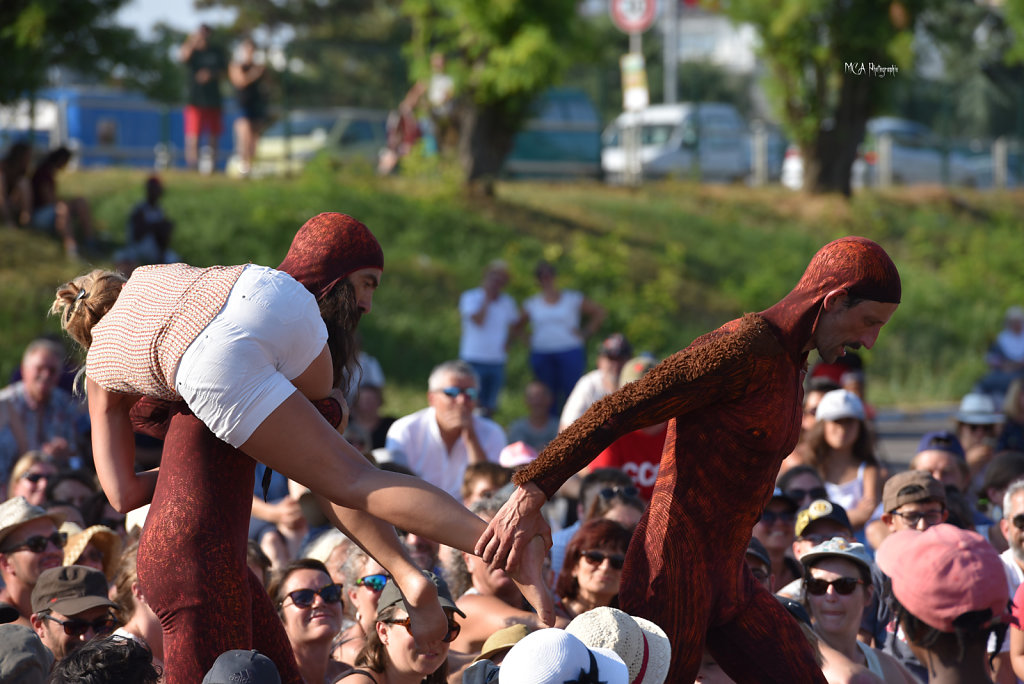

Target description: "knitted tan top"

left=86, top=263, right=247, bottom=400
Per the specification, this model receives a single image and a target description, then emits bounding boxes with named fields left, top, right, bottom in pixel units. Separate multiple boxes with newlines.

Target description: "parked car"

left=782, top=116, right=992, bottom=190
left=502, top=88, right=603, bottom=179
left=227, top=107, right=387, bottom=178
left=601, top=102, right=750, bottom=183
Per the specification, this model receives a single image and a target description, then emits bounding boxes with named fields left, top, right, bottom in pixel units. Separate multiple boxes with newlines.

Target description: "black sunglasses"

left=805, top=577, right=864, bottom=596
left=785, top=487, right=828, bottom=502
left=758, top=510, right=796, bottom=525
left=385, top=615, right=462, bottom=643
left=597, top=486, right=639, bottom=501
left=437, top=386, right=479, bottom=401
left=42, top=614, right=117, bottom=637
left=1013, top=514, right=1024, bottom=531
left=581, top=550, right=625, bottom=570
left=893, top=510, right=944, bottom=527
left=355, top=573, right=388, bottom=593
left=281, top=583, right=343, bottom=609
left=22, top=472, right=52, bottom=483
left=1, top=532, right=66, bottom=554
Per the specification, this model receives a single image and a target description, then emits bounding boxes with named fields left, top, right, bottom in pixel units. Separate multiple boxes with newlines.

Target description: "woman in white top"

left=520, top=261, right=605, bottom=415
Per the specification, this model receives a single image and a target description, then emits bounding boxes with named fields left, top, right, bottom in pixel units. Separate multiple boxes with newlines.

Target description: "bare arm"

left=87, top=378, right=158, bottom=513
left=579, top=297, right=605, bottom=339
left=847, top=464, right=880, bottom=530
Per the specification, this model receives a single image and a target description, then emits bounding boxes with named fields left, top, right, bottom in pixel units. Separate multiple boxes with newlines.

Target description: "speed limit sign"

left=609, top=0, right=658, bottom=34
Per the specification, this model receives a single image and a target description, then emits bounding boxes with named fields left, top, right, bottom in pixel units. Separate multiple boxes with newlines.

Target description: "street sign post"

left=609, top=0, right=657, bottom=34
left=610, top=0, right=656, bottom=186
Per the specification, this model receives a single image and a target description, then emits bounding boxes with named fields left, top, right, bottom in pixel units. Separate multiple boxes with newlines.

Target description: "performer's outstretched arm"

left=88, top=378, right=158, bottom=513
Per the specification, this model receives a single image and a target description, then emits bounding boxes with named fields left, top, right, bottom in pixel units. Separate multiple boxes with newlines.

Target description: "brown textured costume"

left=513, top=237, right=901, bottom=682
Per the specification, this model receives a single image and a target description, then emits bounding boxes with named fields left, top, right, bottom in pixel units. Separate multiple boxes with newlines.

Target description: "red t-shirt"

left=589, top=424, right=667, bottom=501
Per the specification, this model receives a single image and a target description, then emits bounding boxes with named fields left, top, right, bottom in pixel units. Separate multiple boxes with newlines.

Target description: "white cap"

left=814, top=389, right=865, bottom=422
left=955, top=392, right=1004, bottom=425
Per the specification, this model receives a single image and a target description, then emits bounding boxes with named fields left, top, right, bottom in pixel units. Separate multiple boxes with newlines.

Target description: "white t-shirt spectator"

left=559, top=370, right=610, bottom=431
left=458, top=288, right=519, bottom=364
left=522, top=290, right=584, bottom=353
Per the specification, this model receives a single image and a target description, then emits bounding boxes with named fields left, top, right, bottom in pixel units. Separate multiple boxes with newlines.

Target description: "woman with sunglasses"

left=339, top=570, right=459, bottom=684
left=336, top=549, right=389, bottom=667
left=269, top=558, right=350, bottom=684
left=555, top=519, right=631, bottom=618
left=7, top=451, right=58, bottom=506
left=801, top=538, right=918, bottom=684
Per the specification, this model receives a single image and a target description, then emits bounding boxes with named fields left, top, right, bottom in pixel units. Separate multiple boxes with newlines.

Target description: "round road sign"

left=609, top=0, right=658, bottom=34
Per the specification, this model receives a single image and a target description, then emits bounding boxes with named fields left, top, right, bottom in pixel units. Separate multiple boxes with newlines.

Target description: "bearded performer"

left=478, top=236, right=901, bottom=682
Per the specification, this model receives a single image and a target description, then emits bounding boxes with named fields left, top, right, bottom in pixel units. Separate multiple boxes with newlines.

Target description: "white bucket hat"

left=566, top=607, right=671, bottom=684
left=955, top=392, right=1004, bottom=426
left=814, top=389, right=865, bottom=422
left=499, top=628, right=628, bottom=684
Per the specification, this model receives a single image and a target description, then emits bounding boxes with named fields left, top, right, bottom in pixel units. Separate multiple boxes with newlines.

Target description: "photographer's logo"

left=845, top=62, right=866, bottom=76
left=844, top=61, right=899, bottom=79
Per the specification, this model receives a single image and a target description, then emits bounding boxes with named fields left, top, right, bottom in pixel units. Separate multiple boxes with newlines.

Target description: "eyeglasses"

left=785, top=487, right=828, bottom=502
left=805, top=577, right=864, bottom=596
left=892, top=510, right=944, bottom=527
left=22, top=472, right=52, bottom=483
left=758, top=510, right=796, bottom=525
left=1012, top=514, right=1024, bottom=531
left=437, top=386, right=479, bottom=401
left=597, top=486, right=639, bottom=501
left=581, top=550, right=625, bottom=570
left=281, top=583, right=343, bottom=609
left=0, top=532, right=66, bottom=554
left=41, top=614, right=117, bottom=637
left=385, top=616, right=462, bottom=643
left=355, top=574, right=388, bottom=593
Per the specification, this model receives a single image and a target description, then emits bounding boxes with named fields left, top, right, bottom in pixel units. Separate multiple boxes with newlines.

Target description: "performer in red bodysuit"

left=479, top=236, right=901, bottom=682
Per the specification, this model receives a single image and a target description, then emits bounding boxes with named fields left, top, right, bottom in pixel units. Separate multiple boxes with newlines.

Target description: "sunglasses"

left=42, top=614, right=117, bottom=637
left=581, top=550, right=625, bottom=570
left=805, top=577, right=864, bottom=596
left=597, top=486, right=639, bottom=501
left=437, top=386, right=479, bottom=401
left=1013, top=514, right=1024, bottom=531
left=385, top=616, right=462, bottom=643
left=892, top=510, right=944, bottom=527
left=355, top=574, right=388, bottom=593
left=22, top=472, right=52, bottom=483
left=1, top=532, right=66, bottom=554
left=785, top=487, right=828, bottom=502
left=281, top=583, right=343, bottom=609
left=758, top=510, right=796, bottom=525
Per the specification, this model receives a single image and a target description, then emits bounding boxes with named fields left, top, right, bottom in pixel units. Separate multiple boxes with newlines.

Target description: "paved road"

left=875, top=405, right=958, bottom=469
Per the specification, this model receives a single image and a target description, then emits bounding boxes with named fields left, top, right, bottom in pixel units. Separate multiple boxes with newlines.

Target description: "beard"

left=319, top=278, right=362, bottom=393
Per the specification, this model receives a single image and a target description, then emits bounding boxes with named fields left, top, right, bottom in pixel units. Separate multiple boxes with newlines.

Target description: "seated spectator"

left=499, top=628, right=628, bottom=683
left=865, top=470, right=947, bottom=550
left=29, top=146, right=94, bottom=256
left=80, top=490, right=127, bottom=541
left=45, top=471, right=97, bottom=511
left=0, top=338, right=85, bottom=474
left=1000, top=378, right=1024, bottom=453
left=62, top=523, right=122, bottom=581
left=746, top=537, right=773, bottom=590
left=114, top=176, right=178, bottom=273
left=452, top=623, right=530, bottom=683
left=338, top=570, right=457, bottom=684
left=267, top=558, right=349, bottom=684
left=48, top=634, right=160, bottom=684
left=506, top=381, right=559, bottom=453
left=981, top=306, right=1024, bottom=398
left=247, top=538, right=273, bottom=588
left=555, top=519, right=631, bottom=618
left=584, top=485, right=646, bottom=532
left=111, top=540, right=163, bottom=671
left=335, top=548, right=388, bottom=667
left=806, top=390, right=881, bottom=532
left=202, top=649, right=281, bottom=684
left=879, top=524, right=1009, bottom=684
left=565, top=606, right=670, bottom=684
left=776, top=498, right=854, bottom=600
left=752, top=489, right=801, bottom=590
left=800, top=539, right=918, bottom=683
left=550, top=468, right=635, bottom=577
left=777, top=465, right=829, bottom=511
left=0, top=141, right=33, bottom=228
left=385, top=360, right=506, bottom=498
left=46, top=501, right=85, bottom=530
left=560, top=333, right=632, bottom=431
left=0, top=497, right=66, bottom=626
left=461, top=462, right=513, bottom=507
left=781, top=378, right=841, bottom=474
left=955, top=391, right=1006, bottom=491
left=0, top=623, right=54, bottom=684
left=6, top=452, right=58, bottom=507
left=30, top=565, right=119, bottom=661
left=840, top=370, right=876, bottom=421
left=350, top=384, right=396, bottom=451
left=978, top=450, right=1024, bottom=551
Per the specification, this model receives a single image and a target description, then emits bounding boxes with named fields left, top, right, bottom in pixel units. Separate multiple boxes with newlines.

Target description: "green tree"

left=403, top=0, right=580, bottom=194
left=721, top=0, right=924, bottom=195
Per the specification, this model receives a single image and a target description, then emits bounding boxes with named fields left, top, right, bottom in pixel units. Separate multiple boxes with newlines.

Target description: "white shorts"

left=175, top=264, right=328, bottom=447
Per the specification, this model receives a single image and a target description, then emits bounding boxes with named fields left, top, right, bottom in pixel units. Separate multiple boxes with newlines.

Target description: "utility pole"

left=664, top=0, right=677, bottom=103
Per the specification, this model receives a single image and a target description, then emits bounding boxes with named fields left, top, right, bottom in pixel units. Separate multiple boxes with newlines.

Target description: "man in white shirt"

left=385, top=360, right=507, bottom=498
left=458, top=260, right=521, bottom=416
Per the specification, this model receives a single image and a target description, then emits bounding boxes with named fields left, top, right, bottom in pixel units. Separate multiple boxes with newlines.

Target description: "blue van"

left=502, top=88, right=602, bottom=179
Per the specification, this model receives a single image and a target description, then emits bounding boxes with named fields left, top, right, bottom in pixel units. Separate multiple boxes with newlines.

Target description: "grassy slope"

left=3, top=161, right=1022, bottom=422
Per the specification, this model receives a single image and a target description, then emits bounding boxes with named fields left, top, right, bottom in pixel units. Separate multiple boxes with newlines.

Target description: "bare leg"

left=185, top=135, right=199, bottom=169
left=53, top=201, right=77, bottom=255
left=69, top=197, right=93, bottom=239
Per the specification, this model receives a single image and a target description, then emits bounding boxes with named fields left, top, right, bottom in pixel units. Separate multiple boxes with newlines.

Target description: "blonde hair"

left=50, top=270, right=127, bottom=351
left=7, top=450, right=55, bottom=495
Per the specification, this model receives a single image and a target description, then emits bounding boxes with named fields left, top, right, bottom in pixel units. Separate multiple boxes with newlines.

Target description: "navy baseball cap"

left=916, top=431, right=966, bottom=460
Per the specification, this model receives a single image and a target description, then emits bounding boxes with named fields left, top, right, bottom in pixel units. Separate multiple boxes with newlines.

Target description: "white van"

left=601, top=102, right=750, bottom=183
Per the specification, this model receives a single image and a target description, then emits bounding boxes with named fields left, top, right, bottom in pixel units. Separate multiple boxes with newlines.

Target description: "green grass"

left=4, top=160, right=1022, bottom=422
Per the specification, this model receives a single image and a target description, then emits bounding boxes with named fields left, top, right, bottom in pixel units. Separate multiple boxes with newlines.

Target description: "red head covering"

left=761, top=236, right=901, bottom=358
left=277, top=213, right=384, bottom=301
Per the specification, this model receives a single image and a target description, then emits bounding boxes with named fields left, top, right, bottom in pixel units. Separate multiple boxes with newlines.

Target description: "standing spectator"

left=0, top=498, right=66, bottom=626
left=426, top=52, right=456, bottom=151
left=180, top=24, right=228, bottom=171
left=559, top=333, right=632, bottom=431
left=385, top=360, right=506, bottom=498
left=228, top=37, right=268, bottom=178
left=115, top=176, right=177, bottom=271
left=29, top=565, right=118, bottom=661
left=29, top=146, right=94, bottom=257
left=458, top=260, right=520, bottom=416
left=0, top=338, right=85, bottom=474
left=505, top=381, right=559, bottom=453
left=520, top=261, right=606, bottom=414
left=0, top=140, right=33, bottom=227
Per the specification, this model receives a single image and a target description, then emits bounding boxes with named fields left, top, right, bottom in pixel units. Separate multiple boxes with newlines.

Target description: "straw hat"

left=0, top=497, right=65, bottom=549
left=62, top=524, right=123, bottom=581
left=566, top=607, right=671, bottom=684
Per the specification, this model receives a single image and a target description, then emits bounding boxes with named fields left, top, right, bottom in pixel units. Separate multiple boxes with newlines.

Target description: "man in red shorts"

left=180, top=25, right=227, bottom=171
